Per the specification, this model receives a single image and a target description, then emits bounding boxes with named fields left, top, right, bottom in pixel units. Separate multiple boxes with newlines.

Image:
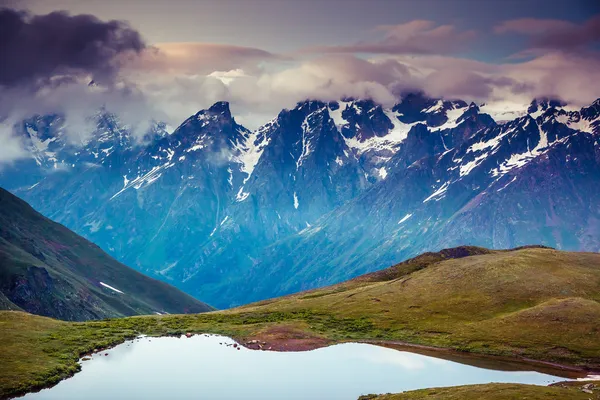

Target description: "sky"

left=17, top=0, right=600, bottom=58
left=1, top=0, right=599, bottom=156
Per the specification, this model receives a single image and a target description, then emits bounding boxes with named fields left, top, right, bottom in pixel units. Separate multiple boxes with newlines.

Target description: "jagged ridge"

left=2, top=94, right=599, bottom=307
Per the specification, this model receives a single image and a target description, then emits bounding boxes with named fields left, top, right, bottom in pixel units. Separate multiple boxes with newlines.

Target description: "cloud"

left=1, top=6, right=599, bottom=167
left=391, top=51, right=600, bottom=106
left=0, top=118, right=27, bottom=166
left=421, top=69, right=523, bottom=99
left=121, top=55, right=414, bottom=130
left=495, top=14, right=600, bottom=52
left=264, top=55, right=410, bottom=99
left=210, top=56, right=411, bottom=126
left=303, top=20, right=476, bottom=55
left=0, top=75, right=182, bottom=164
left=209, top=69, right=249, bottom=85
left=0, top=8, right=145, bottom=89
left=494, top=18, right=575, bottom=35
left=0, top=6, right=286, bottom=148
left=3, top=45, right=599, bottom=139
left=501, top=51, right=600, bottom=104
left=128, top=42, right=280, bottom=76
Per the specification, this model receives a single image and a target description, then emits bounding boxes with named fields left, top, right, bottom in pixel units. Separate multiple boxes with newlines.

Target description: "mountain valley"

left=1, top=245, right=599, bottom=398
left=0, top=188, right=212, bottom=321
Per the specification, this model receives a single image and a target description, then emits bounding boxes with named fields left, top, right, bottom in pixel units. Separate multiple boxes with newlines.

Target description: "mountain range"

left=2, top=93, right=599, bottom=308
left=0, top=187, right=212, bottom=320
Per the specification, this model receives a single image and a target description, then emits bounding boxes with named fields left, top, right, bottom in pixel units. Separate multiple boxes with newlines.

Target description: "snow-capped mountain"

left=3, top=94, right=599, bottom=308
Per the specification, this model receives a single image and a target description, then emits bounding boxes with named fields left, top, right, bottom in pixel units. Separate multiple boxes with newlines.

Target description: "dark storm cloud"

left=0, top=7, right=146, bottom=88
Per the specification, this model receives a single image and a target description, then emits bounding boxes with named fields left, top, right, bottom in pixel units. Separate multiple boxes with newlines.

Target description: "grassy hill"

left=239, top=245, right=600, bottom=368
left=358, top=382, right=600, bottom=399
left=0, top=187, right=213, bottom=321
left=1, top=245, right=599, bottom=398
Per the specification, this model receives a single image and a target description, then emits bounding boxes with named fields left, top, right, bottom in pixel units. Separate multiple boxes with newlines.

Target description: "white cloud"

left=1, top=33, right=599, bottom=164
left=0, top=119, right=27, bottom=166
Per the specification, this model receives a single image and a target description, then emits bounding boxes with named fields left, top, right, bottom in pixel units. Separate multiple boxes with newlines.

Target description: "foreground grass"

left=358, top=382, right=600, bottom=400
left=1, top=247, right=599, bottom=398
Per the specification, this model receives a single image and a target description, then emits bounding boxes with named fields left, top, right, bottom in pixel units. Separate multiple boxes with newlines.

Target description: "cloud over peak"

left=1, top=5, right=599, bottom=167
left=130, top=42, right=280, bottom=75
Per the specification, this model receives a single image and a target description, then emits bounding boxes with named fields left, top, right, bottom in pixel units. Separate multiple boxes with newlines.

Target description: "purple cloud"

left=0, top=8, right=145, bottom=88
left=495, top=14, right=600, bottom=51
left=130, top=42, right=280, bottom=75
left=302, top=20, right=476, bottom=55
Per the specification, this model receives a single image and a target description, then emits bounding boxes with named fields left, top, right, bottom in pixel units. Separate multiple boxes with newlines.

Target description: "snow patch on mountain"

left=558, top=114, right=598, bottom=134
left=467, top=127, right=513, bottom=154
left=496, top=176, right=517, bottom=192
left=460, top=153, right=489, bottom=177
left=99, top=282, right=124, bottom=294
left=84, top=220, right=102, bottom=233
left=235, top=118, right=274, bottom=183
left=378, top=167, right=388, bottom=179
left=186, top=142, right=205, bottom=152
left=344, top=110, right=417, bottom=155
left=491, top=122, right=549, bottom=177
left=27, top=127, right=56, bottom=152
left=398, top=213, right=412, bottom=224
left=111, top=162, right=175, bottom=200
left=328, top=101, right=351, bottom=129
left=424, top=100, right=444, bottom=114
left=430, top=105, right=468, bottom=132
left=297, top=111, right=321, bottom=169
left=236, top=187, right=249, bottom=202
left=299, top=224, right=322, bottom=236
left=383, top=109, right=414, bottom=142
left=423, top=181, right=450, bottom=203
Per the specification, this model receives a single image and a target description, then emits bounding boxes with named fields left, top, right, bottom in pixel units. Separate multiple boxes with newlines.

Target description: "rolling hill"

left=358, top=382, right=599, bottom=400
left=0, top=188, right=213, bottom=321
left=1, top=245, right=599, bottom=398
left=238, top=245, right=600, bottom=369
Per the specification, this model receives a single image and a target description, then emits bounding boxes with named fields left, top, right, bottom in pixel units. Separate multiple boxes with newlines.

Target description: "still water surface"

left=21, top=334, right=566, bottom=400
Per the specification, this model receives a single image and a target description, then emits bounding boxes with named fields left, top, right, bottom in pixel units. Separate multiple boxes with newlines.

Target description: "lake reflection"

left=20, top=335, right=564, bottom=400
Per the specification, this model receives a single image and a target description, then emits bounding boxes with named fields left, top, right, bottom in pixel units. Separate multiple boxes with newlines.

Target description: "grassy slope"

left=358, top=382, right=600, bottom=400
left=1, top=246, right=599, bottom=398
left=0, top=187, right=213, bottom=320
left=239, top=246, right=600, bottom=367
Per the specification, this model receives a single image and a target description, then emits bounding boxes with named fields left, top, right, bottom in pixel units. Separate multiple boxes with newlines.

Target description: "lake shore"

left=14, top=333, right=598, bottom=400
left=2, top=310, right=598, bottom=400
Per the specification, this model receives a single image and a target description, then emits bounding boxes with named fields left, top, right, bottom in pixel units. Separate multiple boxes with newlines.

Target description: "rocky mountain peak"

left=581, top=98, right=600, bottom=121
left=527, top=98, right=567, bottom=114
left=6, top=96, right=600, bottom=308
left=294, top=100, right=328, bottom=115
left=208, top=101, right=233, bottom=118
left=172, top=101, right=248, bottom=147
